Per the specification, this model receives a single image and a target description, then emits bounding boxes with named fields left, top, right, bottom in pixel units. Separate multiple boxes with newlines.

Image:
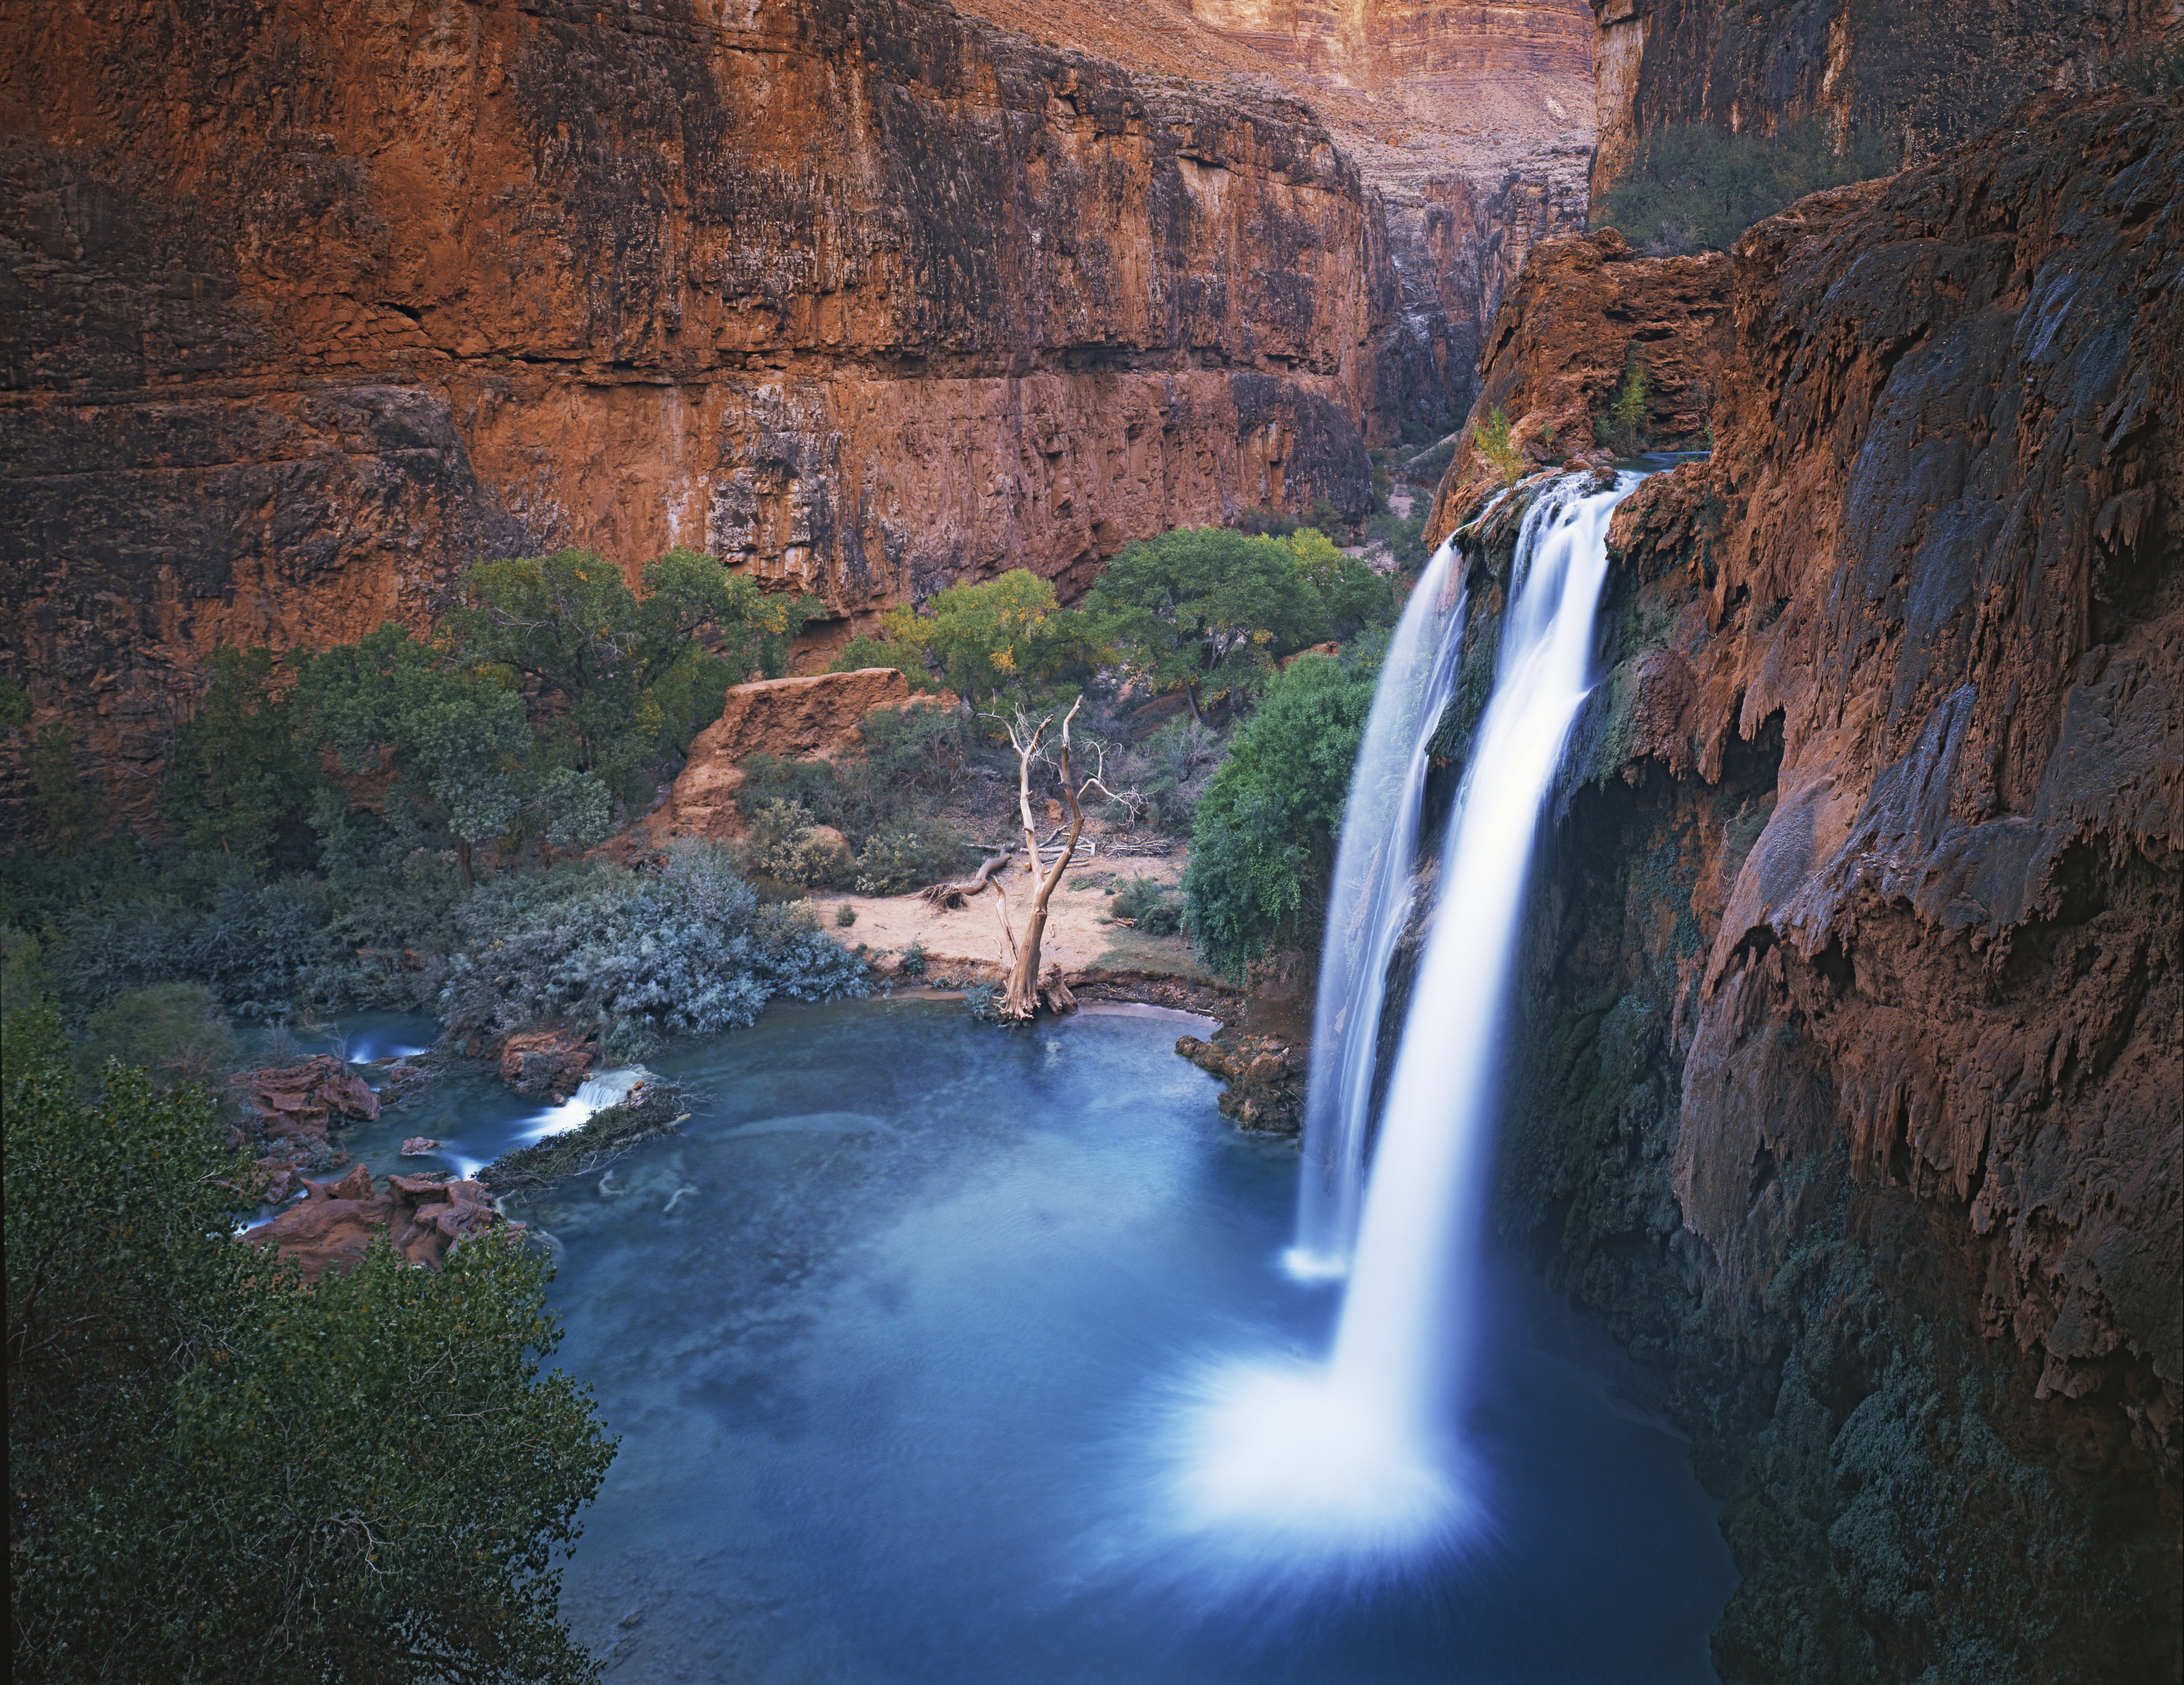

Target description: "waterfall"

left=1157, top=470, right=1643, bottom=1575
left=1287, top=535, right=1468, bottom=1283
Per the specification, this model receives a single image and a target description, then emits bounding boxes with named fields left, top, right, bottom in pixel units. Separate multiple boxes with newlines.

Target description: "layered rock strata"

left=0, top=0, right=1393, bottom=835
left=1590, top=0, right=2178, bottom=198
left=1442, top=88, right=2179, bottom=1680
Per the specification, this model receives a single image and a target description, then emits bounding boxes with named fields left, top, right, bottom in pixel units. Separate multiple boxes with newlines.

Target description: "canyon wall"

left=1, top=0, right=1398, bottom=830
left=1444, top=86, right=2179, bottom=1680
left=955, top=0, right=1600, bottom=431
left=1590, top=0, right=2181, bottom=198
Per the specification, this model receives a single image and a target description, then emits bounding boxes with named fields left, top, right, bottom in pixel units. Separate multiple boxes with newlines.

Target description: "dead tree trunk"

left=1001, top=698, right=1085, bottom=1022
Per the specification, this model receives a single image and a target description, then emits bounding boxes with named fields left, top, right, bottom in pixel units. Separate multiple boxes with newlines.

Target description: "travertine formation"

left=1589, top=0, right=2176, bottom=198
left=1444, top=87, right=2180, bottom=1680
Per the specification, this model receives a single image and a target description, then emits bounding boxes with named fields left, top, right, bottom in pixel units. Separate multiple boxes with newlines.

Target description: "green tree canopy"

left=1083, top=526, right=1327, bottom=717
left=446, top=548, right=822, bottom=797
left=877, top=568, right=1099, bottom=710
left=162, top=646, right=322, bottom=869
left=1182, top=644, right=1381, bottom=979
left=5, top=1001, right=616, bottom=1683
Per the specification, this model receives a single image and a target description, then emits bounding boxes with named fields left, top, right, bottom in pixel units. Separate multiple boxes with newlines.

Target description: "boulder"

left=244, top=1168, right=512, bottom=1281
left=399, top=1136, right=442, bottom=1157
left=1175, top=1033, right=1306, bottom=1134
left=498, top=1025, right=594, bottom=1099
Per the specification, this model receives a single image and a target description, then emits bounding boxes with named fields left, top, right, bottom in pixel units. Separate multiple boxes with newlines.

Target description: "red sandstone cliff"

left=0, top=0, right=1401, bottom=829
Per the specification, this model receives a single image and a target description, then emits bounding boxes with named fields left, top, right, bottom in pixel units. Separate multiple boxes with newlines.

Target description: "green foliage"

left=737, top=705, right=973, bottom=851
left=76, top=981, right=237, bottom=1092
left=1470, top=405, right=1527, bottom=488
left=51, top=871, right=336, bottom=1016
left=1084, top=527, right=1325, bottom=715
left=28, top=723, right=100, bottom=851
left=296, top=624, right=537, bottom=876
left=1183, top=643, right=1381, bottom=980
left=854, top=824, right=972, bottom=895
left=0, top=675, right=31, bottom=734
left=5, top=1005, right=616, bottom=1683
left=879, top=571, right=1097, bottom=710
left=1096, top=715, right=1225, bottom=834
left=436, top=844, right=869, bottom=1058
left=1110, top=875, right=1182, bottom=936
left=1597, top=356, right=1652, bottom=457
left=445, top=547, right=820, bottom=801
left=835, top=902, right=857, bottom=927
left=162, top=647, right=321, bottom=869
left=1593, top=116, right=1897, bottom=255
left=827, top=635, right=937, bottom=691
left=1282, top=526, right=1395, bottom=641
left=738, top=800, right=853, bottom=890
left=1232, top=505, right=1299, bottom=538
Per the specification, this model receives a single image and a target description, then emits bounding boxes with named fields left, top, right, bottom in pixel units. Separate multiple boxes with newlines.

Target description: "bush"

left=738, top=800, right=854, bottom=890
left=1110, top=876, right=1183, bottom=936
left=76, top=981, right=238, bottom=1092
left=1183, top=643, right=1382, bottom=980
left=51, top=871, right=337, bottom=1016
left=437, top=844, right=869, bottom=1058
left=5, top=1004, right=615, bottom=1683
left=854, top=824, right=972, bottom=895
left=1593, top=116, right=1897, bottom=255
left=1471, top=405, right=1527, bottom=488
left=2116, top=35, right=2184, bottom=92
left=1596, top=356, right=1651, bottom=457
left=828, top=635, right=936, bottom=691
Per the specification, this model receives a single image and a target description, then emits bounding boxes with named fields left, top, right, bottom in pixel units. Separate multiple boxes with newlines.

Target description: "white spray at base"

left=1154, top=470, right=1643, bottom=1579
left=442, top=1067, right=652, bottom=1182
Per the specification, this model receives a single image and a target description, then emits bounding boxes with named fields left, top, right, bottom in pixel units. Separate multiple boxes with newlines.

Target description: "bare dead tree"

left=994, top=698, right=1089, bottom=1020
left=919, top=846, right=1019, bottom=910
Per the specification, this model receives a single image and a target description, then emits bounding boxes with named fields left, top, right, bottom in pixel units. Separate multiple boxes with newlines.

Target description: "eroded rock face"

left=1587, top=0, right=2171, bottom=199
left=0, top=0, right=1390, bottom=835
left=1422, top=226, right=1732, bottom=521
left=1477, top=88, right=2180, bottom=1680
left=648, top=666, right=914, bottom=844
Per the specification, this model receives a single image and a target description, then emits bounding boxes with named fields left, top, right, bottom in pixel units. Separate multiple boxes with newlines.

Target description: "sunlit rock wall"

left=0, top=0, right=1389, bottom=830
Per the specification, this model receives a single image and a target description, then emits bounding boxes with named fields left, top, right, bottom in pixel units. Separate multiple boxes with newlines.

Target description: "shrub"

left=899, top=940, right=929, bottom=981
left=738, top=800, right=854, bottom=890
left=828, top=634, right=936, bottom=691
left=76, top=981, right=238, bottom=1092
left=1183, top=643, right=1381, bottom=980
left=1592, top=116, right=1897, bottom=255
left=854, top=824, right=972, bottom=895
left=28, top=723, right=100, bottom=852
left=2116, top=35, right=2184, bottom=91
left=835, top=902, right=857, bottom=927
left=5, top=1004, right=615, bottom=1683
left=52, top=872, right=336, bottom=1016
left=163, top=647, right=323, bottom=872
left=1110, top=875, right=1183, bottom=936
left=1596, top=356, right=1651, bottom=457
left=1471, top=405, right=1527, bottom=488
left=437, top=844, right=869, bottom=1058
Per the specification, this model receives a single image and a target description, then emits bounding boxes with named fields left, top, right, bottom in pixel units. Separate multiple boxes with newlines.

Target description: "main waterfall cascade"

left=1160, top=468, right=1648, bottom=1575
left=1287, top=536, right=1469, bottom=1284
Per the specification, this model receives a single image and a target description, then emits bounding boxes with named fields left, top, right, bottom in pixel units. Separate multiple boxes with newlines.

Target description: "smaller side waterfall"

left=1287, top=536, right=1468, bottom=1282
left=1153, top=470, right=1641, bottom=1583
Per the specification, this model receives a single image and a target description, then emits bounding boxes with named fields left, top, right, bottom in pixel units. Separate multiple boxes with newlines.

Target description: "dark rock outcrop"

left=1469, top=87, right=2180, bottom=1681
left=1423, top=226, right=1733, bottom=525
left=1176, top=1032, right=1307, bottom=1132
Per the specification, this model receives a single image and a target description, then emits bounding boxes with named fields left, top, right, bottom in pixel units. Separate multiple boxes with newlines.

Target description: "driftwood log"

left=919, top=846, right=1018, bottom=910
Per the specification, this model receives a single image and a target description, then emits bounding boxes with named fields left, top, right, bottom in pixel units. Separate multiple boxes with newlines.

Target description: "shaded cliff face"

left=0, top=0, right=1389, bottom=826
left=1590, top=0, right=2179, bottom=198
left=956, top=0, right=1600, bottom=430
left=1471, top=87, right=2180, bottom=1680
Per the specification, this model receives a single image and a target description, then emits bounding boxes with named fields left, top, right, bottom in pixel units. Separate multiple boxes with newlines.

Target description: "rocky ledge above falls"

left=1462, top=87, right=2181, bottom=1682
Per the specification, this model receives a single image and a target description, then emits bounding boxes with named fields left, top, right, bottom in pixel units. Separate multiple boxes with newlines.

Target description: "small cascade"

left=1286, top=534, right=1469, bottom=1283
left=519, top=1066, right=651, bottom=1144
left=1157, top=469, right=1644, bottom=1576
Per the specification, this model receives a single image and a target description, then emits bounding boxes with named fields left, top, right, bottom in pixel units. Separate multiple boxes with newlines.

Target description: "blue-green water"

left=286, top=1000, right=1735, bottom=1680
